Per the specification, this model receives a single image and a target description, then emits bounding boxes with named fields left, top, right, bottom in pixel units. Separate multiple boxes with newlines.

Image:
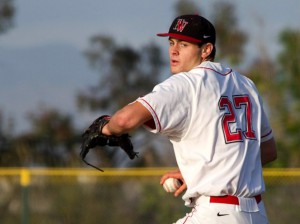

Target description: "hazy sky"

left=2, top=0, right=299, bottom=51
left=1, top=0, right=299, bottom=133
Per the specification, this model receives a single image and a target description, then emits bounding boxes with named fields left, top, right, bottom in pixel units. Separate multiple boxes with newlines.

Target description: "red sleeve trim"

left=139, top=99, right=162, bottom=132
left=261, top=130, right=272, bottom=139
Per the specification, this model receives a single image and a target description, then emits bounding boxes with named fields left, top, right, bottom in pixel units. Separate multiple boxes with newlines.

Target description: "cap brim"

left=157, top=33, right=202, bottom=43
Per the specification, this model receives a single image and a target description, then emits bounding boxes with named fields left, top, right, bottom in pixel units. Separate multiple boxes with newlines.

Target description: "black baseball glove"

left=80, top=115, right=138, bottom=171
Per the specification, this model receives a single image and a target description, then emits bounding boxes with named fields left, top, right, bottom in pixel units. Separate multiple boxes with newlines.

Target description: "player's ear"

left=201, top=43, right=214, bottom=60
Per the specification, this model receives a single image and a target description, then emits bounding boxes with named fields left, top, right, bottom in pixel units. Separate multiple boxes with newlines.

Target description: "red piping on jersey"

left=261, top=130, right=272, bottom=139
left=196, top=66, right=232, bottom=76
left=181, top=208, right=196, bottom=223
left=139, top=99, right=162, bottom=132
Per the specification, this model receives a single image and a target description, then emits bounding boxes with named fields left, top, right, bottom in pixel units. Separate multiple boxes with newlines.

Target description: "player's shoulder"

left=195, top=62, right=255, bottom=82
left=165, top=71, right=192, bottom=83
left=154, top=71, right=191, bottom=93
left=193, top=61, right=232, bottom=77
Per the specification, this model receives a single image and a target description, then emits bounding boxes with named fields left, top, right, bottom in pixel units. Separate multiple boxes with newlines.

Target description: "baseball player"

left=101, top=15, right=277, bottom=223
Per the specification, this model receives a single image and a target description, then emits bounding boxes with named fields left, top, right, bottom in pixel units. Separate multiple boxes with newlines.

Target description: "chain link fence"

left=0, top=168, right=299, bottom=224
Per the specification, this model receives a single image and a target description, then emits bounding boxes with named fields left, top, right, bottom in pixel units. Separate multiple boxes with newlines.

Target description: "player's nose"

left=170, top=46, right=179, bottom=56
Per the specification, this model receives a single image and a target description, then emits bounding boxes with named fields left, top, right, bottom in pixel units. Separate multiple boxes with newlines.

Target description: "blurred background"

left=0, top=0, right=300, bottom=223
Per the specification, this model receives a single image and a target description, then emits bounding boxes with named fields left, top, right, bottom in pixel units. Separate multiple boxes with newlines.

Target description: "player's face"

left=168, top=38, right=202, bottom=74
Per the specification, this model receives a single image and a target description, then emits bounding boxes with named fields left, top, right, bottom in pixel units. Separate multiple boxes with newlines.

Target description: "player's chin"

left=170, top=66, right=182, bottom=74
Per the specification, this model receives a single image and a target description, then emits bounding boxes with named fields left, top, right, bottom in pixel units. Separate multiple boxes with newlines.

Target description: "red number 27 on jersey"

left=218, top=95, right=257, bottom=143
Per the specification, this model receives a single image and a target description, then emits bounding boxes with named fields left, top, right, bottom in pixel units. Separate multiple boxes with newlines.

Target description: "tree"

left=0, top=0, right=16, bottom=166
left=275, top=29, right=300, bottom=166
left=0, top=0, right=14, bottom=34
left=0, top=0, right=15, bottom=163
left=244, top=27, right=300, bottom=167
left=0, top=111, right=15, bottom=166
left=77, top=35, right=170, bottom=168
left=78, top=35, right=164, bottom=112
left=277, top=29, right=300, bottom=98
left=211, top=1, right=247, bottom=65
left=0, top=106, right=80, bottom=167
left=173, top=0, right=200, bottom=16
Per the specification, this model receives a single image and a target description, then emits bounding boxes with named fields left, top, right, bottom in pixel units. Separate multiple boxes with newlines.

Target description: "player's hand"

left=160, top=169, right=187, bottom=197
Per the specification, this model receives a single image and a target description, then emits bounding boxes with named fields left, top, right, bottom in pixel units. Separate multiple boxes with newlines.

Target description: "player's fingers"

left=160, top=170, right=182, bottom=184
left=160, top=174, right=171, bottom=185
left=174, top=183, right=187, bottom=197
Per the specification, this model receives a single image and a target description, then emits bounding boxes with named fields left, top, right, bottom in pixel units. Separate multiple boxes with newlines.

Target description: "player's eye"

left=179, top=42, right=188, bottom=48
left=169, top=41, right=174, bottom=46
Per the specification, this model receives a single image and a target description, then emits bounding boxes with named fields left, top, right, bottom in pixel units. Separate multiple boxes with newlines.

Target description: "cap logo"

left=173, top=19, right=188, bottom=32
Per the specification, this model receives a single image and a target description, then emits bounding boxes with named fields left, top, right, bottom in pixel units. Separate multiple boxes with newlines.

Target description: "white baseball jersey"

left=137, top=61, right=273, bottom=206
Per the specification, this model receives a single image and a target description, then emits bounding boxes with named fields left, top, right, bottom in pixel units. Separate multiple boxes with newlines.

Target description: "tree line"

left=1, top=0, right=300, bottom=168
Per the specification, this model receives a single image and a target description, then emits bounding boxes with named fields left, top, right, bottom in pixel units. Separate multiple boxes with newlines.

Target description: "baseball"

left=163, top=178, right=182, bottom=193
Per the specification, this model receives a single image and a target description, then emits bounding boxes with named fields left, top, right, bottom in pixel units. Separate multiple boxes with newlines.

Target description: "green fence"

left=0, top=168, right=299, bottom=224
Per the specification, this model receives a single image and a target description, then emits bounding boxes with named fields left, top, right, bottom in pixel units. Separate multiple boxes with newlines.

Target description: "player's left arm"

left=261, top=137, right=277, bottom=166
left=102, top=101, right=153, bottom=136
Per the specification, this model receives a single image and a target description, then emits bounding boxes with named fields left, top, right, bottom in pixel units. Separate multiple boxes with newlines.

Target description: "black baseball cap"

left=157, top=15, right=216, bottom=45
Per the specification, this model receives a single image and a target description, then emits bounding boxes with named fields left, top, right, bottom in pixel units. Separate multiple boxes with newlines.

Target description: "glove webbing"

left=81, top=157, right=104, bottom=172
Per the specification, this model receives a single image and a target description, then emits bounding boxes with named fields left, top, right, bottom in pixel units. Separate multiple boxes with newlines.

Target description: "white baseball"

left=163, top=178, right=182, bottom=193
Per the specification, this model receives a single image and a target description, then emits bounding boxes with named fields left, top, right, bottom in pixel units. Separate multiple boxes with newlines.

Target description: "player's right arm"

left=160, top=170, right=187, bottom=197
left=261, top=137, right=277, bottom=166
left=102, top=101, right=153, bottom=136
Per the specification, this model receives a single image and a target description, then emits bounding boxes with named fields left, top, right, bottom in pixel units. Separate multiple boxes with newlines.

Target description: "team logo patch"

left=173, top=19, right=188, bottom=32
